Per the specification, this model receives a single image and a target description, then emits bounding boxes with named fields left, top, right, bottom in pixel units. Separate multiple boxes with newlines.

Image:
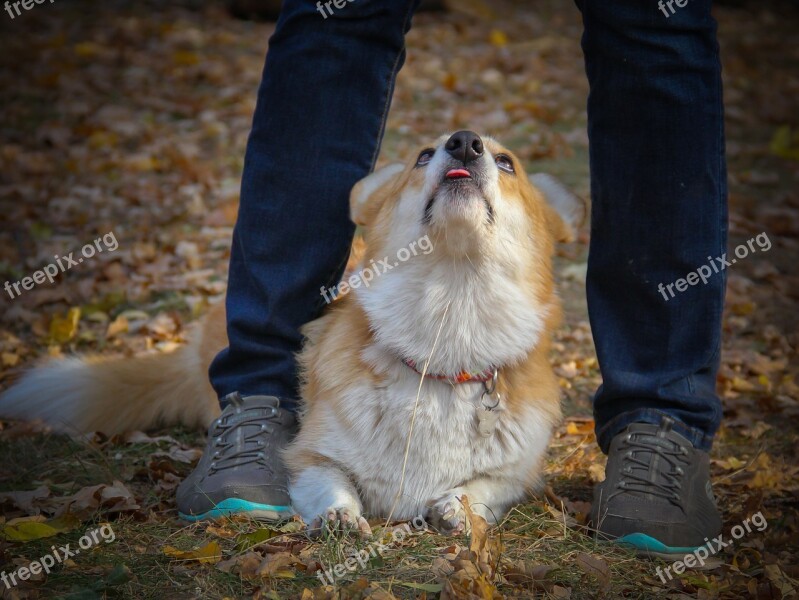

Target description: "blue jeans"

left=210, top=0, right=727, bottom=452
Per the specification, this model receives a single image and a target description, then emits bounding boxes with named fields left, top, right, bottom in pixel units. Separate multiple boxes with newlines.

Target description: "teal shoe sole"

left=179, top=498, right=295, bottom=522
left=612, top=532, right=702, bottom=558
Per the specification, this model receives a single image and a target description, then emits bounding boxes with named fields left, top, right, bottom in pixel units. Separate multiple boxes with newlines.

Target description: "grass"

left=0, top=424, right=675, bottom=600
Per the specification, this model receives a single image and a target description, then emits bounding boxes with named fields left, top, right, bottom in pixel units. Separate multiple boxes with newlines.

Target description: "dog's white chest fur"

left=344, top=366, right=502, bottom=517
left=289, top=352, right=553, bottom=523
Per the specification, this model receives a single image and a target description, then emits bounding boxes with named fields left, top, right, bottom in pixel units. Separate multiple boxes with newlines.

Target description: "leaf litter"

left=0, top=0, right=797, bottom=597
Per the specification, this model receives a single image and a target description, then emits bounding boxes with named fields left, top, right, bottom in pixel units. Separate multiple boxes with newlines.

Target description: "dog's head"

left=351, top=130, right=583, bottom=262
left=346, top=131, right=585, bottom=375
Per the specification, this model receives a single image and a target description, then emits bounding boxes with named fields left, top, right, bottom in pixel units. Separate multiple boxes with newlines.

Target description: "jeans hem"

left=596, top=408, right=714, bottom=454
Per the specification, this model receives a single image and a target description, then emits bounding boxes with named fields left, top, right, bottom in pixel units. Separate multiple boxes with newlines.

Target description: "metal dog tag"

left=477, top=407, right=499, bottom=437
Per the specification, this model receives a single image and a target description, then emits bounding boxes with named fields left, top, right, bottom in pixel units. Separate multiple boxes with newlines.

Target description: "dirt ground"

left=0, top=0, right=797, bottom=598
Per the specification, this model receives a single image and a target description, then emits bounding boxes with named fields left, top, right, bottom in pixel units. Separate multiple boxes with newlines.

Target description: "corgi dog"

left=0, top=131, right=582, bottom=532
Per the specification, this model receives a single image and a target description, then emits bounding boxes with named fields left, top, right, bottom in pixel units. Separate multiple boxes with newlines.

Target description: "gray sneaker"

left=591, top=417, right=722, bottom=557
left=177, top=393, right=297, bottom=521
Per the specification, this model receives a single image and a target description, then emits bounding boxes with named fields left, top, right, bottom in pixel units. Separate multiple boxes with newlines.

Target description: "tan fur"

left=0, top=135, right=577, bottom=525
left=76, top=340, right=221, bottom=434
left=0, top=303, right=226, bottom=435
left=287, top=140, right=566, bottom=509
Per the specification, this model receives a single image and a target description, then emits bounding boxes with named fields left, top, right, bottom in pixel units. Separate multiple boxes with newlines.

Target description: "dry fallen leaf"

left=0, top=485, right=50, bottom=514
left=435, top=497, right=503, bottom=599
left=574, top=552, right=610, bottom=592
left=48, top=307, right=81, bottom=344
left=106, top=315, right=129, bottom=338
left=462, top=495, right=490, bottom=567
left=163, top=540, right=222, bottom=565
left=205, top=523, right=238, bottom=539
left=152, top=445, right=202, bottom=464
left=587, top=463, right=606, bottom=483
left=0, top=514, right=80, bottom=541
left=489, top=29, right=508, bottom=47
left=216, top=550, right=263, bottom=575
left=121, top=431, right=180, bottom=445
left=565, top=420, right=594, bottom=436
left=256, top=551, right=301, bottom=579
left=1, top=352, right=19, bottom=367
left=503, top=560, right=557, bottom=590
left=53, top=480, right=140, bottom=519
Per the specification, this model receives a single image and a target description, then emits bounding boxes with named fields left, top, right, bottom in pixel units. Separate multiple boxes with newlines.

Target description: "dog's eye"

left=416, top=149, right=435, bottom=167
left=495, top=154, right=515, bottom=174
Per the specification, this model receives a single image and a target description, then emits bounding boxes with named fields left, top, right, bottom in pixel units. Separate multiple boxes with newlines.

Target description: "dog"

left=0, top=131, right=582, bottom=532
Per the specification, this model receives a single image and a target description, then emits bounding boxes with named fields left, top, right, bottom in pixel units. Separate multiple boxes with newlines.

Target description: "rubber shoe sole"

left=609, top=532, right=702, bottom=559
left=179, top=498, right=295, bottom=522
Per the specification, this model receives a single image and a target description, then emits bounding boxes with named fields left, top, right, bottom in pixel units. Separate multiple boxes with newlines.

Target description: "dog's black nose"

left=445, top=130, right=484, bottom=165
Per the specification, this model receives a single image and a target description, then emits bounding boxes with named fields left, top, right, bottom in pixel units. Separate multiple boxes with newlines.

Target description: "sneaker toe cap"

left=177, top=480, right=291, bottom=516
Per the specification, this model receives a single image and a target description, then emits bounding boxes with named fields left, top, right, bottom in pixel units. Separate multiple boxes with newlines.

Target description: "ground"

left=0, top=1, right=797, bottom=598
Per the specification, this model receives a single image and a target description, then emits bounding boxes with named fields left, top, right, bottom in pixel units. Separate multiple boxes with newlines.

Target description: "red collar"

left=402, top=358, right=496, bottom=384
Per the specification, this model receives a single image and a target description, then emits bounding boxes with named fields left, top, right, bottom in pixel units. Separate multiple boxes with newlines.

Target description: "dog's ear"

left=528, top=173, right=587, bottom=243
left=350, top=163, right=405, bottom=227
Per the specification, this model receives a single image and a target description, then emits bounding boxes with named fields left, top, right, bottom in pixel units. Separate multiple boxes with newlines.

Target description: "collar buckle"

left=480, top=368, right=501, bottom=410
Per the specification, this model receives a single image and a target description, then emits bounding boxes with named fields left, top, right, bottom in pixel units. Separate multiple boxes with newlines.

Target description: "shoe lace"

left=207, top=406, right=281, bottom=475
left=610, top=420, right=691, bottom=507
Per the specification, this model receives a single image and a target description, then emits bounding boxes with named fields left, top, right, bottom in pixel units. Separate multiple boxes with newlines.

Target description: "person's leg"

left=210, top=0, right=420, bottom=408
left=577, top=0, right=726, bottom=550
left=178, top=0, right=420, bottom=521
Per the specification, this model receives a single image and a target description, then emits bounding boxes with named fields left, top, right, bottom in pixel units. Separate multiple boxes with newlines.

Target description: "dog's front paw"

left=425, top=490, right=469, bottom=535
left=309, top=506, right=372, bottom=538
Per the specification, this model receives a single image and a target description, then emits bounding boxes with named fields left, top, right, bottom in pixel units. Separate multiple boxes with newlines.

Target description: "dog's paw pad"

left=311, top=506, right=370, bottom=538
left=425, top=492, right=469, bottom=535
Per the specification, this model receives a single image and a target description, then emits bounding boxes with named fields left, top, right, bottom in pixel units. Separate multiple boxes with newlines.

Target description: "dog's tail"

left=0, top=304, right=227, bottom=435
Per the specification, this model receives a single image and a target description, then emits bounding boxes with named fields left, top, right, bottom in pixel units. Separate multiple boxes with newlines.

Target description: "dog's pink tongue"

left=446, top=168, right=471, bottom=179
